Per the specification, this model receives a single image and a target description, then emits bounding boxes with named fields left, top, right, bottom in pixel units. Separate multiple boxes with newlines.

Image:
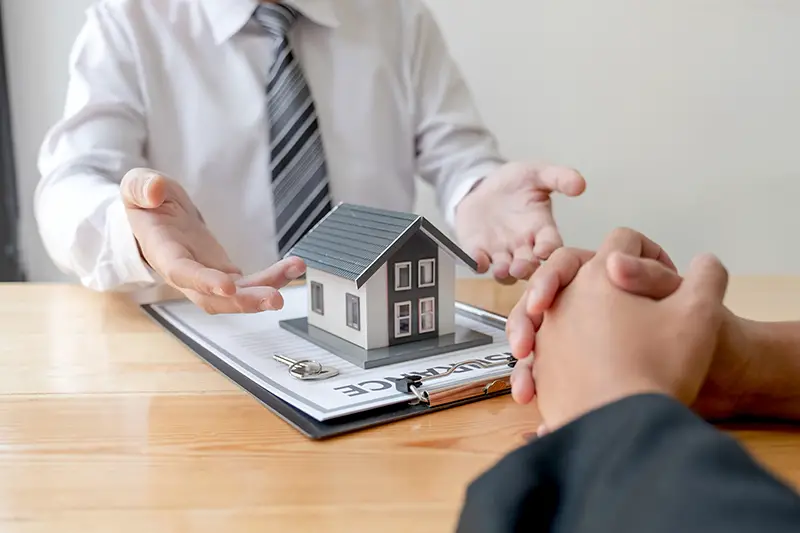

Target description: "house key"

left=273, top=354, right=339, bottom=381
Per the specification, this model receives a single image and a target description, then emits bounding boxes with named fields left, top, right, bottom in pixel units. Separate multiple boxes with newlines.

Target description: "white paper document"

left=147, top=285, right=512, bottom=421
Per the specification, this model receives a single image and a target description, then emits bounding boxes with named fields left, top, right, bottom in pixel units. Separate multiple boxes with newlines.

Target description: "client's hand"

left=515, top=228, right=730, bottom=431
left=507, top=229, right=752, bottom=421
left=507, top=230, right=677, bottom=402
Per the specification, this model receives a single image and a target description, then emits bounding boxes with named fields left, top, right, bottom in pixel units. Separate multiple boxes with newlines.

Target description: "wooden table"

left=1, top=278, right=799, bottom=532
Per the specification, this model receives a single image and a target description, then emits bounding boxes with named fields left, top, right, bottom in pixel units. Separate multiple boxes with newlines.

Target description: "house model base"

left=282, top=203, right=496, bottom=370
left=279, top=317, right=492, bottom=369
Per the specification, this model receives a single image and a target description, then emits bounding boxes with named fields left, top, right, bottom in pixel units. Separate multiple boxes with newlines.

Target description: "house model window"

left=279, top=203, right=494, bottom=369
left=394, top=301, right=411, bottom=337
left=419, top=297, right=435, bottom=333
left=418, top=258, right=435, bottom=287
left=346, top=293, right=360, bottom=330
left=310, top=281, right=324, bottom=314
left=394, top=262, right=411, bottom=291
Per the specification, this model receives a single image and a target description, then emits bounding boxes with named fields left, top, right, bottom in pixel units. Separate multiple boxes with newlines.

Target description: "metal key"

left=273, top=353, right=339, bottom=381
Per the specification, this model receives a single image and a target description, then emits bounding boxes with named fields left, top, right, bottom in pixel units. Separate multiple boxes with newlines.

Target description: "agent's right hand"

left=121, top=168, right=306, bottom=314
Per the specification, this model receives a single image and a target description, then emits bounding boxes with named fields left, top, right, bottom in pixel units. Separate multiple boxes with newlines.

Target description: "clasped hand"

left=507, top=228, right=733, bottom=432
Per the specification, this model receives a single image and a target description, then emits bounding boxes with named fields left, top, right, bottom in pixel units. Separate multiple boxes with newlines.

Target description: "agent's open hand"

left=454, top=162, right=586, bottom=284
left=509, top=228, right=730, bottom=431
left=121, top=168, right=306, bottom=313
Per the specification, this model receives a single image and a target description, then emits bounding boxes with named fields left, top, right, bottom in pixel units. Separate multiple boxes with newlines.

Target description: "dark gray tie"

left=254, top=3, right=332, bottom=256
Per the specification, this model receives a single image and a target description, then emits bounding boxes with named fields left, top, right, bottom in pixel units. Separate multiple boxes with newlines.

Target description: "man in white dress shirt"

left=35, top=0, right=586, bottom=314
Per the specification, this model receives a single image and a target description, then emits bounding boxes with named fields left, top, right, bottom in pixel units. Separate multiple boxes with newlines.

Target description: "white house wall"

left=437, top=248, right=456, bottom=335
left=364, top=264, right=389, bottom=349
left=305, top=267, right=368, bottom=349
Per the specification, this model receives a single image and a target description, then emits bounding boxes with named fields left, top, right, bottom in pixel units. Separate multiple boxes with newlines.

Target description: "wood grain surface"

left=1, top=278, right=799, bottom=532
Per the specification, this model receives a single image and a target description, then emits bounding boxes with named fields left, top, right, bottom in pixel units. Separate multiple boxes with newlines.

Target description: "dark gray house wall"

left=386, top=230, right=439, bottom=346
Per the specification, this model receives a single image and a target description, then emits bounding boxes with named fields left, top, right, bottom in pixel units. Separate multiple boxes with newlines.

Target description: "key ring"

left=273, top=353, right=340, bottom=381
left=288, top=359, right=323, bottom=379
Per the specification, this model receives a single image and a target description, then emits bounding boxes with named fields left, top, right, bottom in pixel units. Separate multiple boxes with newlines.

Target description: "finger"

left=606, top=252, right=682, bottom=300
left=530, top=165, right=587, bottom=197
left=185, top=286, right=285, bottom=315
left=532, top=225, right=563, bottom=259
left=510, top=356, right=536, bottom=405
left=506, top=293, right=539, bottom=360
left=525, top=247, right=594, bottom=314
left=120, top=168, right=167, bottom=209
left=509, top=245, right=539, bottom=280
left=218, top=261, right=244, bottom=278
left=672, top=253, right=729, bottom=309
left=597, top=227, right=675, bottom=269
left=470, top=248, right=491, bottom=274
left=163, top=258, right=238, bottom=296
left=491, top=251, right=513, bottom=282
left=235, top=256, right=307, bottom=289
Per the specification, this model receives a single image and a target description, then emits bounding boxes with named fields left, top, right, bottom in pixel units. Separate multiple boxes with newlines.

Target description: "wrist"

left=730, top=317, right=800, bottom=420
left=134, top=235, right=152, bottom=268
left=695, top=310, right=755, bottom=419
left=453, top=177, right=486, bottom=220
left=557, top=378, right=671, bottom=431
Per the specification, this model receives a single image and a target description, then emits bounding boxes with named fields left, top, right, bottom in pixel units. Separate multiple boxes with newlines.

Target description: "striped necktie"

left=254, top=3, right=333, bottom=256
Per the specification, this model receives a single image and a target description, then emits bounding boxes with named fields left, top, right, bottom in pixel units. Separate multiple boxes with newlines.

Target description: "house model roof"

left=285, top=203, right=479, bottom=288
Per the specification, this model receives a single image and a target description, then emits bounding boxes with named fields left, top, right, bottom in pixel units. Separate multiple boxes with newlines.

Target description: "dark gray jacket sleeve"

left=456, top=393, right=800, bottom=533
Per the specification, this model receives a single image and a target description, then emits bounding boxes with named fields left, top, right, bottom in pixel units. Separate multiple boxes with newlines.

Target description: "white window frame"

left=346, top=293, right=360, bottom=331
left=394, top=262, right=412, bottom=291
left=418, top=297, right=436, bottom=333
left=310, top=281, right=324, bottom=314
left=394, top=301, right=412, bottom=338
left=418, top=258, right=436, bottom=288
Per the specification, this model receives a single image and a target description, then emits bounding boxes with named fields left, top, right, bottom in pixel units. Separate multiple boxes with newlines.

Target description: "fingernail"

left=214, top=287, right=228, bottom=296
left=286, top=265, right=304, bottom=279
left=611, top=253, right=638, bottom=276
left=526, top=287, right=542, bottom=312
left=509, top=329, right=521, bottom=351
left=142, top=176, right=155, bottom=203
left=259, top=293, right=282, bottom=311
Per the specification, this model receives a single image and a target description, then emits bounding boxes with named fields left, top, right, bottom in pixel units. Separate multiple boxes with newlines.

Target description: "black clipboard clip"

left=394, top=356, right=517, bottom=407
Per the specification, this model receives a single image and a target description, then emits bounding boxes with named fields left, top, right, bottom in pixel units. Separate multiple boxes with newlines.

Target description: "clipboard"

left=141, top=301, right=514, bottom=440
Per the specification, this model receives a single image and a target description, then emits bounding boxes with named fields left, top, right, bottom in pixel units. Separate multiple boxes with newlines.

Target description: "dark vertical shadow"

left=0, top=3, right=25, bottom=282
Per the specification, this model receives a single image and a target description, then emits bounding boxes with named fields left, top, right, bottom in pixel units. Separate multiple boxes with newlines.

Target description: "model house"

left=278, top=203, right=493, bottom=369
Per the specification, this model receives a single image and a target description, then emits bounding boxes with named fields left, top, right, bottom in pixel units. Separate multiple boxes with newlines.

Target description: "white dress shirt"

left=35, top=0, right=505, bottom=296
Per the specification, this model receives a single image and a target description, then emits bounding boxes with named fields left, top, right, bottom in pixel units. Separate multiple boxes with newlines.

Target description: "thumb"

left=235, top=256, right=307, bottom=289
left=606, top=252, right=682, bottom=300
left=529, top=164, right=587, bottom=197
left=121, top=168, right=168, bottom=209
left=672, top=253, right=729, bottom=309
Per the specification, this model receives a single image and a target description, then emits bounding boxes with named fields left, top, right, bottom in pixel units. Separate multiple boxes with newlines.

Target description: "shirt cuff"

left=107, top=198, right=159, bottom=286
left=444, top=162, right=502, bottom=229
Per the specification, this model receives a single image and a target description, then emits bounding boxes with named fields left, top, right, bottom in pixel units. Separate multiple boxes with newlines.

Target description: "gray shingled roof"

left=285, top=203, right=478, bottom=288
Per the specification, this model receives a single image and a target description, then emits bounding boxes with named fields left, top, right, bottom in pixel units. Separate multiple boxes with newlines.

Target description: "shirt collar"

left=201, top=0, right=340, bottom=44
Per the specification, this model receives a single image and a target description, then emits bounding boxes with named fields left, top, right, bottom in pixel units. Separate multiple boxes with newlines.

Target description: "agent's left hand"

left=454, top=162, right=586, bottom=284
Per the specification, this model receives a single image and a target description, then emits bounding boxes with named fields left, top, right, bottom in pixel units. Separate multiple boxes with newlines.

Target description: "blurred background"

left=1, top=0, right=799, bottom=283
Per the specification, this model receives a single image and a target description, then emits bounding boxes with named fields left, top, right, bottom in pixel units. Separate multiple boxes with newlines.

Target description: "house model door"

left=387, top=232, right=439, bottom=346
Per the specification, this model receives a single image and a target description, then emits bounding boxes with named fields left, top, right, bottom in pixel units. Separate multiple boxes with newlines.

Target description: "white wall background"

left=3, top=0, right=800, bottom=284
